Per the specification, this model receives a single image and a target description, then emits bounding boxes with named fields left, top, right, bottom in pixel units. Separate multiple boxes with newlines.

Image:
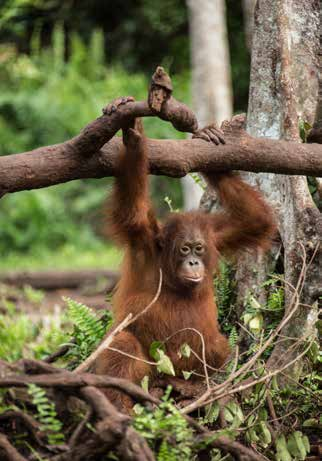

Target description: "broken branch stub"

left=148, top=66, right=198, bottom=133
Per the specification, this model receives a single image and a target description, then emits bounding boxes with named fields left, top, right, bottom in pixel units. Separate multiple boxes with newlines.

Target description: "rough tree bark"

left=308, top=1, right=322, bottom=203
left=184, top=0, right=233, bottom=210
left=242, top=0, right=257, bottom=50
left=234, top=0, right=322, bottom=374
left=1, top=117, right=322, bottom=196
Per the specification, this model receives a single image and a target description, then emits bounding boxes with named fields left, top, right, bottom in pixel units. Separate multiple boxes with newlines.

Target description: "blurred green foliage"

left=0, top=0, right=249, bottom=110
left=0, top=26, right=185, bottom=260
left=0, top=1, right=250, bottom=266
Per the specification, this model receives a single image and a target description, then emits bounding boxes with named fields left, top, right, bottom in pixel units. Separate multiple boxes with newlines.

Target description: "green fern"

left=267, top=286, right=284, bottom=312
left=157, top=440, right=173, bottom=461
left=27, top=384, right=64, bottom=445
left=228, top=326, right=238, bottom=348
left=64, top=297, right=112, bottom=366
left=214, top=259, right=233, bottom=320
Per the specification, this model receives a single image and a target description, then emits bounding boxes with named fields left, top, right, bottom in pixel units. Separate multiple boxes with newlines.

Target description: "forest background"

left=0, top=0, right=249, bottom=270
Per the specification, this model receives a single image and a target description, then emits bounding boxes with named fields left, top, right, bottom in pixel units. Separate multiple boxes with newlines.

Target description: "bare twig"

left=68, top=409, right=93, bottom=448
left=201, top=338, right=314, bottom=408
left=0, top=434, right=27, bottom=461
left=164, top=326, right=210, bottom=389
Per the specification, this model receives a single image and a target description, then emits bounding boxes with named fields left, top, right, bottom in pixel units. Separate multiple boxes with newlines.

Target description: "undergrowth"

left=27, top=384, right=65, bottom=445
left=0, top=282, right=320, bottom=460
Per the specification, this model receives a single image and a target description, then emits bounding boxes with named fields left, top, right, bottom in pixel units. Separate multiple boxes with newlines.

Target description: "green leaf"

left=248, top=295, right=262, bottom=310
left=246, top=428, right=259, bottom=444
left=302, top=435, right=310, bottom=453
left=182, top=370, right=192, bottom=380
left=224, top=401, right=244, bottom=425
left=249, top=314, right=263, bottom=334
left=133, top=403, right=144, bottom=415
left=156, top=350, right=175, bottom=376
left=276, top=435, right=292, bottom=461
left=204, top=402, right=220, bottom=424
left=303, top=418, right=319, bottom=427
left=271, top=375, right=279, bottom=391
left=257, top=421, right=271, bottom=447
left=243, top=313, right=253, bottom=326
left=179, top=343, right=191, bottom=358
left=149, top=341, right=165, bottom=361
left=287, top=431, right=308, bottom=460
left=141, top=375, right=149, bottom=393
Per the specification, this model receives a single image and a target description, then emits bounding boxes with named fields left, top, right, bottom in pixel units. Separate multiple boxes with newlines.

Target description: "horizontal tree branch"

left=0, top=114, right=322, bottom=196
left=0, top=64, right=321, bottom=196
left=0, top=371, right=159, bottom=405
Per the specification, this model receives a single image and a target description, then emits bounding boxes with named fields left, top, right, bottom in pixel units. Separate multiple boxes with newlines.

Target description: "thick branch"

left=0, top=115, right=322, bottom=196
left=0, top=372, right=158, bottom=405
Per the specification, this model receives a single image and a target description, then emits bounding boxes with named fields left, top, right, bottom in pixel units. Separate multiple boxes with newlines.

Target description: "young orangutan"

left=95, top=107, right=276, bottom=410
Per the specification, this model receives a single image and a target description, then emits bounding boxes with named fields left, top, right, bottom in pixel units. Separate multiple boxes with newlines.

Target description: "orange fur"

left=95, top=120, right=276, bottom=411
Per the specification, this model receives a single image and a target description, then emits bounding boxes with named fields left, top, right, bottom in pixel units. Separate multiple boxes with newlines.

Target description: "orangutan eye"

left=195, top=244, right=204, bottom=254
left=180, top=245, right=190, bottom=256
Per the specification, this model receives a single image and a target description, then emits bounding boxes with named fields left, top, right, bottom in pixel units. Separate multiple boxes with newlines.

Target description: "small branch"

left=0, top=411, right=46, bottom=448
left=202, top=338, right=314, bottom=408
left=266, top=393, right=279, bottom=433
left=68, top=409, right=92, bottom=448
left=164, top=326, right=210, bottom=389
left=0, top=434, right=27, bottom=461
left=44, top=343, right=74, bottom=363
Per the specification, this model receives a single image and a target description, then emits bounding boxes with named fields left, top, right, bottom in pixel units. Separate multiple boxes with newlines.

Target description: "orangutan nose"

left=188, top=259, right=200, bottom=266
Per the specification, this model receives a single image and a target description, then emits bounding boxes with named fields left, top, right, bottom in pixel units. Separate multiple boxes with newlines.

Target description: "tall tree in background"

left=236, top=0, right=321, bottom=376
left=184, top=0, right=233, bottom=210
left=242, top=0, right=256, bottom=49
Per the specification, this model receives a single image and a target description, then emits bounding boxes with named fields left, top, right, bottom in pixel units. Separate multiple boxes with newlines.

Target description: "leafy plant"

left=214, top=259, right=234, bottom=335
left=149, top=341, right=175, bottom=376
left=0, top=312, right=36, bottom=361
left=64, top=297, right=112, bottom=367
left=228, top=325, right=238, bottom=348
left=276, top=432, right=310, bottom=461
left=133, top=388, right=195, bottom=460
left=0, top=26, right=187, bottom=261
left=27, top=384, right=65, bottom=445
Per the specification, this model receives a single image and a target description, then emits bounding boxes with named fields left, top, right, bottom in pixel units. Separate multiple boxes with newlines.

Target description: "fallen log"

left=0, top=269, right=119, bottom=291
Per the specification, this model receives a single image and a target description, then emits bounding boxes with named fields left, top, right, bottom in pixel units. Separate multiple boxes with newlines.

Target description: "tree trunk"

left=309, top=1, right=322, bottom=208
left=242, top=0, right=257, bottom=50
left=236, top=0, right=322, bottom=375
left=184, top=0, right=233, bottom=210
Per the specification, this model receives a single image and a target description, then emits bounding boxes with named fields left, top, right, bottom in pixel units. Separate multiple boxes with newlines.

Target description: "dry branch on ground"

left=0, top=359, right=268, bottom=461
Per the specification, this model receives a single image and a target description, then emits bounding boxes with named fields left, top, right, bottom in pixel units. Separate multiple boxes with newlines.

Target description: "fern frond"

left=64, top=297, right=112, bottom=365
left=229, top=326, right=238, bottom=348
left=28, top=384, right=65, bottom=445
left=214, top=259, right=232, bottom=317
